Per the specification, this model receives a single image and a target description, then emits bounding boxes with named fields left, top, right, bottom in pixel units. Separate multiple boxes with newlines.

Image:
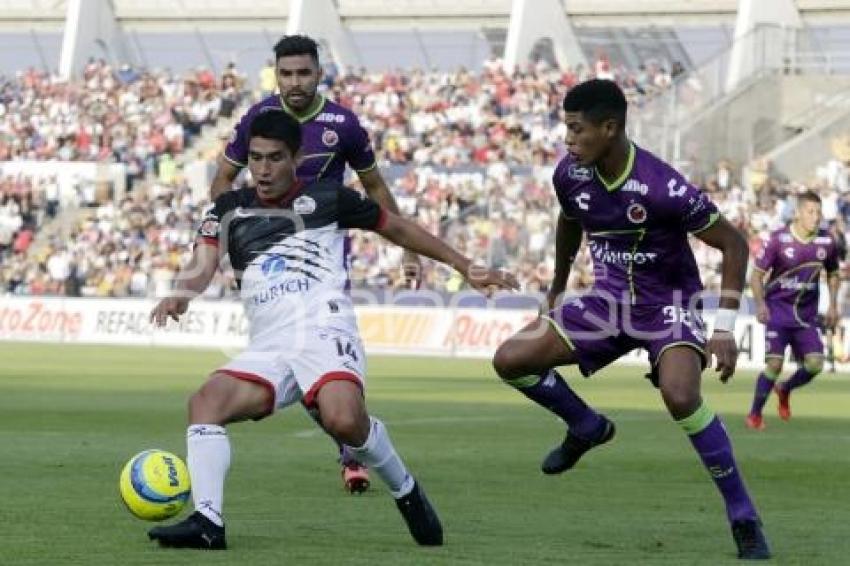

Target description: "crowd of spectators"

left=0, top=58, right=242, bottom=182
left=2, top=58, right=849, bottom=304
left=329, top=57, right=681, bottom=169
left=7, top=152, right=849, bottom=300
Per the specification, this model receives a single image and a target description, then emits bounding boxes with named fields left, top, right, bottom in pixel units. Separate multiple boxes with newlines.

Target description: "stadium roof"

left=1, top=0, right=849, bottom=30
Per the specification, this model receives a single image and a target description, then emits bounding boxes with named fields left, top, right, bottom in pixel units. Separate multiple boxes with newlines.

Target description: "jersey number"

left=334, top=337, right=359, bottom=363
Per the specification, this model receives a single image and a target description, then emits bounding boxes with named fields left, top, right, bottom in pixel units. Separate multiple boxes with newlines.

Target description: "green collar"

left=279, top=93, right=326, bottom=123
left=596, top=142, right=635, bottom=192
left=789, top=224, right=816, bottom=244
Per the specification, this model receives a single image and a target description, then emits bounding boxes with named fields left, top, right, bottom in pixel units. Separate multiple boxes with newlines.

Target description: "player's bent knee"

left=314, top=379, right=369, bottom=445
left=803, top=355, right=823, bottom=375
left=492, top=341, right=520, bottom=380
left=321, top=410, right=368, bottom=446
left=766, top=359, right=784, bottom=375
left=659, top=383, right=701, bottom=419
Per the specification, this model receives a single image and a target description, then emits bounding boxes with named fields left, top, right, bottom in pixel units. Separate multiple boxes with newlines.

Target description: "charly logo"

left=322, top=129, right=339, bottom=147
left=667, top=178, right=688, bottom=197
left=261, top=255, right=287, bottom=277
left=626, top=203, right=647, bottom=224
left=575, top=192, right=590, bottom=211
left=293, top=195, right=316, bottom=215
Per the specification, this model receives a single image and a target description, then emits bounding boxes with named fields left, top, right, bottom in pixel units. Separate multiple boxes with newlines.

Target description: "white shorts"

left=216, top=325, right=367, bottom=416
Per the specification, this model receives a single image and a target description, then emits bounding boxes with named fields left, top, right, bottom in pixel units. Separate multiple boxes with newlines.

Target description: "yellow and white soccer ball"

left=119, top=449, right=191, bottom=521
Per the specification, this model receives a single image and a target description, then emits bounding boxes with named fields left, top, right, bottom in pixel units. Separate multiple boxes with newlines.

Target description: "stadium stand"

left=3, top=59, right=847, bottom=300
left=1, top=0, right=849, bottom=303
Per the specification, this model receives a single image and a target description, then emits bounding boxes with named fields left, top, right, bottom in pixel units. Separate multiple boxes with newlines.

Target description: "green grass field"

left=0, top=343, right=848, bottom=565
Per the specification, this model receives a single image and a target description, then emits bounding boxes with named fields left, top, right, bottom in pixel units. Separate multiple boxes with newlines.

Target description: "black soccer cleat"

left=395, top=480, right=443, bottom=546
left=731, top=519, right=771, bottom=560
left=541, top=417, right=616, bottom=475
left=148, top=511, right=227, bottom=550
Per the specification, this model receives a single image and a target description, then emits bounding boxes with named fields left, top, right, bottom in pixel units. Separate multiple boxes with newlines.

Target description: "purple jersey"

left=754, top=226, right=839, bottom=328
left=552, top=144, right=719, bottom=306
left=224, top=94, right=377, bottom=183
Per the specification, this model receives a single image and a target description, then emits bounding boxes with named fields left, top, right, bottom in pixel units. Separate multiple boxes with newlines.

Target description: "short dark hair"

left=273, top=34, right=320, bottom=63
left=249, top=109, right=302, bottom=155
left=563, top=79, right=627, bottom=128
left=798, top=190, right=822, bottom=206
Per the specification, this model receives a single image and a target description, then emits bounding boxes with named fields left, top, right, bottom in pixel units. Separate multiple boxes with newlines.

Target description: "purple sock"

left=507, top=369, right=603, bottom=438
left=682, top=409, right=758, bottom=522
left=749, top=373, right=776, bottom=416
left=782, top=367, right=815, bottom=392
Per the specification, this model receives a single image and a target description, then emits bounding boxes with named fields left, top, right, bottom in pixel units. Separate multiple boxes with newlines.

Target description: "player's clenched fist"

left=150, top=297, right=190, bottom=327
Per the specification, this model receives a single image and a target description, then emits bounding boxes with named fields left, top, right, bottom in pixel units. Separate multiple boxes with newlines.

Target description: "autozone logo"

left=443, top=313, right=536, bottom=348
left=0, top=302, right=83, bottom=336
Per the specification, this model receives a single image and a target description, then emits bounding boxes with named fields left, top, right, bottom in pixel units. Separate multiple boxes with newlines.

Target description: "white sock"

left=187, top=424, right=230, bottom=526
left=348, top=417, right=415, bottom=498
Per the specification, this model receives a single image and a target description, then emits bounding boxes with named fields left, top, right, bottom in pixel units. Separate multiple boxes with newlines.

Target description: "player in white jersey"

left=146, top=108, right=517, bottom=550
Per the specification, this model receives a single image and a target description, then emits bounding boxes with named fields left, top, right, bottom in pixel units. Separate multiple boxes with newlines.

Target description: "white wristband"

left=714, top=308, right=737, bottom=332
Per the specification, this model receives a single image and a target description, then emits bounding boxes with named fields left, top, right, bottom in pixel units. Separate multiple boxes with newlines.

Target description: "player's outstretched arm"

left=150, top=243, right=219, bottom=327
left=548, top=213, right=583, bottom=310
left=749, top=268, right=769, bottom=324
left=359, top=167, right=423, bottom=288
left=693, top=216, right=749, bottom=382
left=826, top=271, right=840, bottom=329
left=210, top=154, right=241, bottom=200
left=374, top=211, right=518, bottom=296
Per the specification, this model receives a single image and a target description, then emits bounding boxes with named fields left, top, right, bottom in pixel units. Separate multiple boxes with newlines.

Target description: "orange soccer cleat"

left=774, top=384, right=791, bottom=421
left=745, top=413, right=765, bottom=431
left=342, top=462, right=370, bottom=494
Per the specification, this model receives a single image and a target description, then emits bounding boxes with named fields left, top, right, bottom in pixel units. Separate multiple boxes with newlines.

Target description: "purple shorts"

left=544, top=294, right=708, bottom=377
left=764, top=324, right=823, bottom=361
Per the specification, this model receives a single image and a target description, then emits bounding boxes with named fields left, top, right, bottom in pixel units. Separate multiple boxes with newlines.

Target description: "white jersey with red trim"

left=197, top=180, right=386, bottom=338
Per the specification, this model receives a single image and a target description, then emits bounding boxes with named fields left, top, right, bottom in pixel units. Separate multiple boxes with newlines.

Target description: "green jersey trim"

left=596, top=142, right=635, bottom=192
left=280, top=93, right=326, bottom=124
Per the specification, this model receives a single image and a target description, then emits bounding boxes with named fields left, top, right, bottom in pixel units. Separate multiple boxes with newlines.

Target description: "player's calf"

left=775, top=357, right=821, bottom=421
left=747, top=364, right=780, bottom=423
left=343, top=416, right=441, bottom=543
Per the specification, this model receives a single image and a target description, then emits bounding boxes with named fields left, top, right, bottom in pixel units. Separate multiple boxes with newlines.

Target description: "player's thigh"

left=492, top=316, right=577, bottom=380
left=293, top=326, right=367, bottom=410
left=656, top=345, right=704, bottom=419
left=634, top=304, right=707, bottom=389
left=215, top=346, right=304, bottom=419
left=789, top=327, right=824, bottom=364
left=190, top=372, right=275, bottom=425
left=764, top=326, right=790, bottom=368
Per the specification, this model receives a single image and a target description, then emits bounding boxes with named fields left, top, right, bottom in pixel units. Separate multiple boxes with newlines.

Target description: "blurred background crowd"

left=2, top=56, right=848, bottom=301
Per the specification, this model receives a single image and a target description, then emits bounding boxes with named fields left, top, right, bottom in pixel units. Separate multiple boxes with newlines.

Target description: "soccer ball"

left=119, top=449, right=191, bottom=521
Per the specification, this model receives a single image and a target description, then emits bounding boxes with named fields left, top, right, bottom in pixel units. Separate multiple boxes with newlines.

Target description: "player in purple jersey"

left=746, top=191, right=840, bottom=430
left=210, top=35, right=420, bottom=493
left=491, top=80, right=770, bottom=559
